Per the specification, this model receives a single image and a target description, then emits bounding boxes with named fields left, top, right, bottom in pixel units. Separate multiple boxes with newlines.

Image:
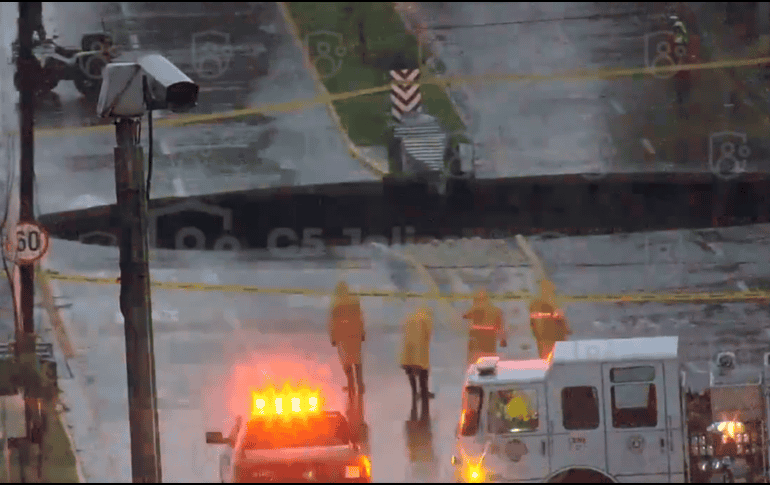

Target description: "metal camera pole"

left=113, top=115, right=163, bottom=483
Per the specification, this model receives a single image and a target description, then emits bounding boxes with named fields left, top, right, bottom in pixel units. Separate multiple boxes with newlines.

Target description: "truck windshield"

left=241, top=414, right=352, bottom=450
left=488, top=388, right=539, bottom=433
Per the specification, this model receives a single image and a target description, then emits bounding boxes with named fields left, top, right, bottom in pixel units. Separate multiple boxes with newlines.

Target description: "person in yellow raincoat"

left=490, top=390, right=534, bottom=433
left=399, top=307, right=435, bottom=412
left=329, top=281, right=366, bottom=403
left=464, top=288, right=507, bottom=365
left=529, top=279, right=571, bottom=360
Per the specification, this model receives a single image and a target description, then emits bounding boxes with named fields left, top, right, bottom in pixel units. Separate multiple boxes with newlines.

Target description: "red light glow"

left=530, top=311, right=563, bottom=319
left=221, top=348, right=342, bottom=423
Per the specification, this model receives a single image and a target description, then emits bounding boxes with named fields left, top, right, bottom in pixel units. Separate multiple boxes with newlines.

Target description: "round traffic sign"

left=4, top=221, right=50, bottom=264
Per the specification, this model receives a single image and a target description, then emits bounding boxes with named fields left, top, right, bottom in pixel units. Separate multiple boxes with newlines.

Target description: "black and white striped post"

left=390, top=69, right=421, bottom=122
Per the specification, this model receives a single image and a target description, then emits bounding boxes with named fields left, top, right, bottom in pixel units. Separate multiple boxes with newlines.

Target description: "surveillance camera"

left=97, top=63, right=145, bottom=118
left=96, top=54, right=199, bottom=118
left=138, top=54, right=198, bottom=113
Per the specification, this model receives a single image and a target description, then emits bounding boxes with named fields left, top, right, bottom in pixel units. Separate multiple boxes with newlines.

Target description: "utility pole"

left=113, top=117, right=163, bottom=483
left=16, top=3, right=41, bottom=481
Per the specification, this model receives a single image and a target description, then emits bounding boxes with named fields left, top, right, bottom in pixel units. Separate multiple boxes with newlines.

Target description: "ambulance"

left=452, top=335, right=770, bottom=483
left=205, top=385, right=372, bottom=483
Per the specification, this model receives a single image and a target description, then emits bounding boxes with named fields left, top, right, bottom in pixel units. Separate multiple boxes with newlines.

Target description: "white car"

left=206, top=389, right=371, bottom=483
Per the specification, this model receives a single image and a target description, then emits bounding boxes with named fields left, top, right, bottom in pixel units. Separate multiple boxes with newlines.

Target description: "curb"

left=35, top=265, right=87, bottom=483
left=55, top=388, right=88, bottom=484
left=276, top=2, right=388, bottom=179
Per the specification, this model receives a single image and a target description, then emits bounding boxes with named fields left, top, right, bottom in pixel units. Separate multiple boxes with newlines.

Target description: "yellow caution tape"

left=37, top=269, right=770, bottom=303
left=30, top=55, right=770, bottom=139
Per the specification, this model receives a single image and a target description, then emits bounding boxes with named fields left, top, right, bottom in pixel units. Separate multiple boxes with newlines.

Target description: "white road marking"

left=641, top=138, right=656, bottom=155
left=173, top=177, right=187, bottom=197
left=705, top=242, right=725, bottom=258
left=610, top=99, right=626, bottom=115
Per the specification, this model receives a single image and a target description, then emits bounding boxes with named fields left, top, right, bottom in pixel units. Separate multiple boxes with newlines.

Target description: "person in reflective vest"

left=399, top=307, right=435, bottom=413
left=329, top=281, right=365, bottom=403
left=464, top=288, right=507, bottom=365
left=529, top=279, right=571, bottom=360
left=671, top=16, right=690, bottom=47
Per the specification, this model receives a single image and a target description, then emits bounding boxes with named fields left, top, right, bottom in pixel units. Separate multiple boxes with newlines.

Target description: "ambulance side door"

left=549, top=362, right=606, bottom=474
left=602, top=362, right=670, bottom=480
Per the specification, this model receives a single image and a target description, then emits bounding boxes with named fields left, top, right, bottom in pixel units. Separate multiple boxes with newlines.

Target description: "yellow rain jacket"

left=329, top=282, right=365, bottom=367
left=505, top=395, right=531, bottom=421
left=399, top=307, right=433, bottom=370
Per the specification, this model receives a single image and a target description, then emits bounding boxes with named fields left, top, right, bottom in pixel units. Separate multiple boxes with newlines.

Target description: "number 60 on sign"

left=3, top=221, right=50, bottom=265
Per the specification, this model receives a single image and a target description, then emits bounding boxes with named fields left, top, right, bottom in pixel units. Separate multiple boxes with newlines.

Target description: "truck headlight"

left=465, top=463, right=485, bottom=483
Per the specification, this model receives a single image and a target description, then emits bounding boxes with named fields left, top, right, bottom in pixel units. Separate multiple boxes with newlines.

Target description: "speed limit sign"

left=3, top=221, right=50, bottom=265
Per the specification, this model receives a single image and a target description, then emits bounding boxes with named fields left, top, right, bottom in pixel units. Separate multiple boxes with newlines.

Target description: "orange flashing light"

left=717, top=421, right=745, bottom=442
left=360, top=455, right=372, bottom=477
left=251, top=384, right=323, bottom=418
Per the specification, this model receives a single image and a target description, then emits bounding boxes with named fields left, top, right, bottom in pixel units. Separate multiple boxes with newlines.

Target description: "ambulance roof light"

left=476, top=356, right=500, bottom=376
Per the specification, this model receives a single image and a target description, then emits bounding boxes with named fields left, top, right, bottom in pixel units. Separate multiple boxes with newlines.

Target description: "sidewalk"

left=276, top=2, right=388, bottom=178
left=0, top=393, right=81, bottom=483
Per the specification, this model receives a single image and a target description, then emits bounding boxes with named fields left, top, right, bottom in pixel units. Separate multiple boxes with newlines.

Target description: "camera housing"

left=97, top=54, right=199, bottom=118
left=96, top=63, right=145, bottom=118
left=138, top=54, right=199, bottom=112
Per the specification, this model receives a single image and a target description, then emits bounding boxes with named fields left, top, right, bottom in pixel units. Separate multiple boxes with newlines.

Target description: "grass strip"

left=286, top=2, right=465, bottom=151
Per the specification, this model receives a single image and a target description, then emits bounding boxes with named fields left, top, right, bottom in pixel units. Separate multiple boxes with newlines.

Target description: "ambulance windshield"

left=488, top=388, right=539, bottom=433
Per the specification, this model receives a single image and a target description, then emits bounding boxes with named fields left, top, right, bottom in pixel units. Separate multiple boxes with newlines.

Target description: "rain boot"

left=408, top=368, right=419, bottom=403
left=420, top=369, right=435, bottom=400
left=343, top=365, right=355, bottom=404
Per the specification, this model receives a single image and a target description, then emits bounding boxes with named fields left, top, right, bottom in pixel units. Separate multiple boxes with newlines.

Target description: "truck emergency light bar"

left=251, top=386, right=322, bottom=417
